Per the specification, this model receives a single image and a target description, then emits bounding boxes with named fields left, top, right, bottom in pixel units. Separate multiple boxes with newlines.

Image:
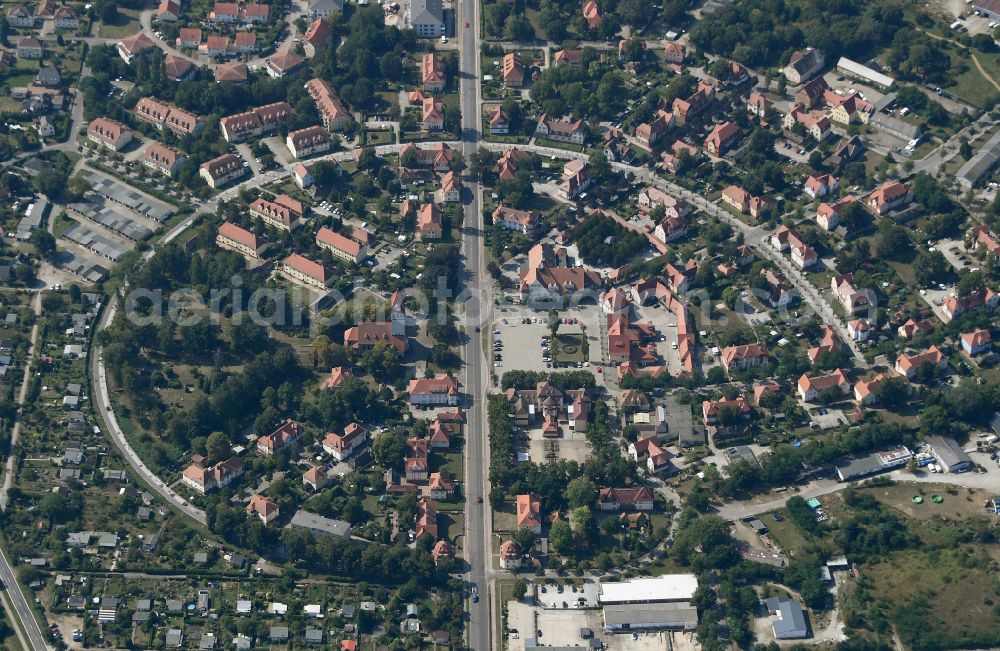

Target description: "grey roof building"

left=870, top=113, right=920, bottom=142
left=36, top=66, right=60, bottom=87
left=764, top=597, right=808, bottom=639
left=602, top=603, right=699, bottom=631
left=288, top=510, right=351, bottom=539
left=957, top=129, right=1000, bottom=189
left=925, top=435, right=974, bottom=473
left=835, top=453, right=886, bottom=482
left=409, top=0, right=444, bottom=38
left=165, top=628, right=184, bottom=648
left=307, top=0, right=344, bottom=16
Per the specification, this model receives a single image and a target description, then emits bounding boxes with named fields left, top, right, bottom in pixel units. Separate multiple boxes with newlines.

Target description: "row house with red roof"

left=305, top=78, right=353, bottom=131
left=279, top=253, right=334, bottom=290
left=216, top=222, right=268, bottom=260
left=133, top=97, right=203, bottom=136
left=220, top=102, right=294, bottom=143
left=322, top=423, right=369, bottom=461
left=721, top=343, right=769, bottom=373
left=408, top=374, right=459, bottom=406
left=250, top=194, right=304, bottom=231
left=316, top=226, right=367, bottom=264
left=87, top=118, right=132, bottom=151
left=209, top=1, right=269, bottom=24
left=895, top=346, right=946, bottom=380
left=797, top=369, right=849, bottom=402
left=598, top=487, right=655, bottom=511
left=215, top=222, right=267, bottom=260
left=943, top=287, right=998, bottom=321
left=199, top=152, right=246, bottom=188
left=257, top=419, right=303, bottom=455
left=867, top=180, right=912, bottom=216
left=770, top=226, right=817, bottom=269
left=286, top=125, right=331, bottom=159
left=181, top=455, right=244, bottom=494
left=141, top=142, right=187, bottom=177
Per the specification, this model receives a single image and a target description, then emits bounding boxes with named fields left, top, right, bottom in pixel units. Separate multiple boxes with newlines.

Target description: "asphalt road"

left=0, top=541, right=48, bottom=651
left=0, top=291, right=50, bottom=651
left=456, top=0, right=493, bottom=648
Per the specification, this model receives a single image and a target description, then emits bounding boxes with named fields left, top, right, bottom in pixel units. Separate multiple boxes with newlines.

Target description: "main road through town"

left=456, top=0, right=493, bottom=648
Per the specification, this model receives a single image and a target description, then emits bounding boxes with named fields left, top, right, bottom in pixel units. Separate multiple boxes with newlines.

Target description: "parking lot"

left=934, top=237, right=977, bottom=275
left=492, top=297, right=692, bottom=386
left=916, top=285, right=956, bottom=322
left=632, top=303, right=683, bottom=371
left=492, top=305, right=603, bottom=373
left=809, top=407, right=848, bottom=430
left=506, top=600, right=690, bottom=651
left=534, top=580, right=601, bottom=609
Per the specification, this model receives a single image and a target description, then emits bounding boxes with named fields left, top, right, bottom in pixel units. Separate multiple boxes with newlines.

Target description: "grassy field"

left=948, top=48, right=1000, bottom=110
left=867, top=547, right=1000, bottom=650
left=97, top=8, right=141, bottom=38
left=760, top=509, right=812, bottom=558
left=535, top=137, right=586, bottom=153
left=364, top=129, right=395, bottom=146
left=551, top=332, right=585, bottom=364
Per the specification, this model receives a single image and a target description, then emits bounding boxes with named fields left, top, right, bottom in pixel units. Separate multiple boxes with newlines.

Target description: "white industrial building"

left=599, top=574, right=699, bottom=631
left=836, top=57, right=895, bottom=89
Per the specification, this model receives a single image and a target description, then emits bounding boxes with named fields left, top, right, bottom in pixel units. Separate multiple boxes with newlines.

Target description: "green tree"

left=360, top=342, right=401, bottom=382
left=565, top=476, right=597, bottom=509
left=569, top=506, right=596, bottom=548
left=29, top=228, right=56, bottom=257
left=512, top=527, right=537, bottom=553
left=372, top=430, right=407, bottom=469
left=206, top=431, right=231, bottom=463
left=913, top=249, right=949, bottom=287
left=549, top=520, right=573, bottom=553
left=874, top=219, right=911, bottom=259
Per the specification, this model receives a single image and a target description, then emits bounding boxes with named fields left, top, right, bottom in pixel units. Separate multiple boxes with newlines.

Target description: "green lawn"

left=867, top=547, right=1000, bottom=651
left=6, top=71, right=37, bottom=88
left=551, top=332, right=585, bottom=364
left=535, top=137, right=586, bottom=153
left=760, top=510, right=812, bottom=558
left=364, top=129, right=395, bottom=146
left=949, top=62, right=1000, bottom=111
left=97, top=9, right=141, bottom=39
